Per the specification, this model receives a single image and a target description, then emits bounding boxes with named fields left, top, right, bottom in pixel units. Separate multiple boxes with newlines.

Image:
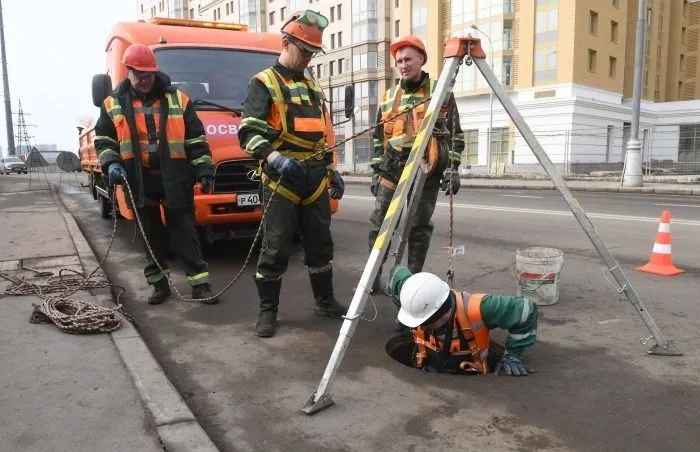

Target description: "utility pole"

left=0, top=0, right=14, bottom=157
left=623, top=0, right=646, bottom=187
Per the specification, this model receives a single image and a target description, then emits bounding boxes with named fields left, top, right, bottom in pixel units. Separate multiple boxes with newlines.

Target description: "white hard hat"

left=397, top=272, right=451, bottom=328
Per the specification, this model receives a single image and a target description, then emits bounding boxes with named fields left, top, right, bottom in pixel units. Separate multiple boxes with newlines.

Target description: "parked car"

left=0, top=157, right=28, bottom=174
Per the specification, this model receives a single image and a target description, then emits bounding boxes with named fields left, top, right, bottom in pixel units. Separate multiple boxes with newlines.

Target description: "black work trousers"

left=255, top=185, right=333, bottom=281
left=137, top=176, right=209, bottom=286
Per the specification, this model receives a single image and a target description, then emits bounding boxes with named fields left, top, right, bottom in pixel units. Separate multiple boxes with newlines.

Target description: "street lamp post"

left=471, top=24, right=494, bottom=174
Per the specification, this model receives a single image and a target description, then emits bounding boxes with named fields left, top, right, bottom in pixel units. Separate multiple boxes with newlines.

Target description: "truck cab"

left=82, top=17, right=346, bottom=243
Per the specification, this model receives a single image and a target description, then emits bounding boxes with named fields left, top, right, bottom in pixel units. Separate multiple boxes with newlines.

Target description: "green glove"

left=388, top=266, right=413, bottom=308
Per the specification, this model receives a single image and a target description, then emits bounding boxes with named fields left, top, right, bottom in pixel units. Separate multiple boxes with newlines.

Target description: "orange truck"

left=79, top=17, right=350, bottom=243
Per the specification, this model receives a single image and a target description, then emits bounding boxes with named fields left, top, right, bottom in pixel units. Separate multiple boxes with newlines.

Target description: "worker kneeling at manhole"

left=388, top=265, right=538, bottom=376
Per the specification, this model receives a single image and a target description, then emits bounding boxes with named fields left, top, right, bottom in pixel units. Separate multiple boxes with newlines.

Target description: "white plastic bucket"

left=515, top=247, right=564, bottom=306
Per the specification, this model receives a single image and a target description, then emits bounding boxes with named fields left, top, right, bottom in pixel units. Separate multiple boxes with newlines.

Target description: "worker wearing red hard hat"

left=238, top=10, right=347, bottom=338
left=368, top=36, right=465, bottom=327
left=93, top=43, right=219, bottom=306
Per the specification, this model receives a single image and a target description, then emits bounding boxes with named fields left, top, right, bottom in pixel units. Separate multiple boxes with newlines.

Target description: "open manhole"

left=385, top=333, right=505, bottom=375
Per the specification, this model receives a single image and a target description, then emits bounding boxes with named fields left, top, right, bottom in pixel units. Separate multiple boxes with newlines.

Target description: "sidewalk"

left=342, top=174, right=700, bottom=195
left=0, top=178, right=217, bottom=452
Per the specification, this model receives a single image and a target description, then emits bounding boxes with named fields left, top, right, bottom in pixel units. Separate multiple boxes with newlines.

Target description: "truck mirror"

left=92, top=74, right=113, bottom=108
left=344, top=85, right=355, bottom=118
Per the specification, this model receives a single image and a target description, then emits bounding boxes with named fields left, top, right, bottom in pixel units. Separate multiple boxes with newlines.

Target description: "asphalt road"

left=49, top=173, right=700, bottom=452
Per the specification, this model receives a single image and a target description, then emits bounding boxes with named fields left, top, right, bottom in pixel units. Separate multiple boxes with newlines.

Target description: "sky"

left=0, top=0, right=134, bottom=156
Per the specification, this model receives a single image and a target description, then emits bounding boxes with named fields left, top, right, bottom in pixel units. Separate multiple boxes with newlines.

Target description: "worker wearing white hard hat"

left=389, top=266, right=538, bottom=376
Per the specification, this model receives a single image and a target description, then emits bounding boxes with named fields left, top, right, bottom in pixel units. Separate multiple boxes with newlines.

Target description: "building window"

left=269, top=11, right=275, bottom=25
left=395, top=0, right=399, bottom=7
left=337, top=3, right=342, bottom=20
left=331, top=33, right=335, bottom=49
left=609, top=56, right=617, bottom=78
left=589, top=11, right=598, bottom=35
left=535, top=6, right=558, bottom=43
left=189, top=8, right=194, bottom=18
left=464, top=129, right=479, bottom=165
left=588, top=49, right=597, bottom=72
left=317, top=64, right=322, bottom=77
left=226, top=3, right=230, bottom=15
left=281, top=7, right=286, bottom=21
left=503, top=55, right=512, bottom=86
left=611, top=21, right=618, bottom=43
left=395, top=19, right=400, bottom=37
left=338, top=58, right=344, bottom=74
left=352, top=50, right=378, bottom=70
left=338, top=31, right=342, bottom=47
left=534, top=48, right=557, bottom=82
left=490, top=127, right=510, bottom=166
left=411, top=0, right=427, bottom=36
left=330, top=6, right=335, bottom=22
left=330, top=61, right=335, bottom=76
left=611, top=0, right=618, bottom=7
left=352, top=0, right=378, bottom=42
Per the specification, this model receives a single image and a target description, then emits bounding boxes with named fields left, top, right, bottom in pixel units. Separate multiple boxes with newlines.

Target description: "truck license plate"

left=237, top=193, right=261, bottom=206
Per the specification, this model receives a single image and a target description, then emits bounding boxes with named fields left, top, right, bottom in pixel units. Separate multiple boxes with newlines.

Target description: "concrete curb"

left=53, top=188, right=219, bottom=452
left=343, top=178, right=700, bottom=196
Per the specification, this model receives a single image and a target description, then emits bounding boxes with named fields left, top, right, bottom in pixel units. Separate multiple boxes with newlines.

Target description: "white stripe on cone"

left=658, top=223, right=671, bottom=233
left=652, top=243, right=672, bottom=254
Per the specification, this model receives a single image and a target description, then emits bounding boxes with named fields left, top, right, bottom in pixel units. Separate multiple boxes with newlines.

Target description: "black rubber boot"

left=309, top=269, right=348, bottom=318
left=147, top=278, right=171, bottom=305
left=255, top=278, right=281, bottom=337
left=192, top=283, right=219, bottom=305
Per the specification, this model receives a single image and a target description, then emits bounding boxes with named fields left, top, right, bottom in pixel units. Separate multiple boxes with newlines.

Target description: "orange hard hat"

left=281, top=10, right=328, bottom=53
left=390, top=36, right=427, bottom=64
left=122, top=44, right=159, bottom=72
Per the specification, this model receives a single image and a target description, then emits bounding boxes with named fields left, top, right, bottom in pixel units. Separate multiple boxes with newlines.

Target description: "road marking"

left=502, top=194, right=544, bottom=199
left=653, top=203, right=700, bottom=208
left=342, top=195, right=700, bottom=226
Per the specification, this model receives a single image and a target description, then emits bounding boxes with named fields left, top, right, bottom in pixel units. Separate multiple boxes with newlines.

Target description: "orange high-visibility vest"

left=103, top=90, right=189, bottom=167
left=412, top=291, right=491, bottom=374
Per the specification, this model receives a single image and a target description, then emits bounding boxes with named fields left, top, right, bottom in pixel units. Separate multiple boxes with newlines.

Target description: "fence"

left=339, top=123, right=700, bottom=177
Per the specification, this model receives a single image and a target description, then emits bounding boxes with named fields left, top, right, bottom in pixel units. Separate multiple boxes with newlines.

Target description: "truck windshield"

left=154, top=48, right=279, bottom=111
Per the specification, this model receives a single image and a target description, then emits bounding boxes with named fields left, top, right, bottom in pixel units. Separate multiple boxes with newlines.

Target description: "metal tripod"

left=301, top=36, right=681, bottom=416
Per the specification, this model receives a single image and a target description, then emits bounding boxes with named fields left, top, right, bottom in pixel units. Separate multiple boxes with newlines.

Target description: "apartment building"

left=434, top=0, right=700, bottom=173
left=135, top=0, right=700, bottom=173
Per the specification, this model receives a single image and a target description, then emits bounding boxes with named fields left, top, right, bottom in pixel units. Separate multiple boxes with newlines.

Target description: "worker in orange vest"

left=94, top=44, right=218, bottom=305
left=368, top=35, right=465, bottom=295
left=238, top=10, right=347, bottom=338
left=388, top=266, right=538, bottom=376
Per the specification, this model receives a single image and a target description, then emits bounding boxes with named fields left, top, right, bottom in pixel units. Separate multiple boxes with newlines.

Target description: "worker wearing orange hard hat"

left=238, top=10, right=347, bottom=338
left=94, top=43, right=218, bottom=306
left=368, top=36, right=465, bottom=315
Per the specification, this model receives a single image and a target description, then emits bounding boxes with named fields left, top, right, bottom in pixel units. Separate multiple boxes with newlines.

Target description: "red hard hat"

left=281, top=10, right=328, bottom=53
left=122, top=44, right=159, bottom=72
left=390, top=36, right=427, bottom=64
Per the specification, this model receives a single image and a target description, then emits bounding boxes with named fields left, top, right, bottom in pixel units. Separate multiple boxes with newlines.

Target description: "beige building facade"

left=135, top=0, right=700, bottom=173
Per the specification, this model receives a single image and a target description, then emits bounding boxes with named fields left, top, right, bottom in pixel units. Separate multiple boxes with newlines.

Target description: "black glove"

left=199, top=175, right=213, bottom=194
left=370, top=174, right=380, bottom=197
left=440, top=170, right=460, bottom=196
left=494, top=354, right=535, bottom=376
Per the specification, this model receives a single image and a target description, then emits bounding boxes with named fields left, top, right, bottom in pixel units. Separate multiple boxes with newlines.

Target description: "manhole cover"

left=385, top=333, right=505, bottom=374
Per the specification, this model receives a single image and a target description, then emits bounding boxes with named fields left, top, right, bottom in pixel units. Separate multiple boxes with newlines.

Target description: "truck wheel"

left=100, top=195, right=112, bottom=219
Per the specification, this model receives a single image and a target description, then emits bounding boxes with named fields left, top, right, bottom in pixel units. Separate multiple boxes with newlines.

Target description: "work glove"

left=370, top=174, right=380, bottom=197
left=107, top=162, right=126, bottom=187
left=267, top=151, right=306, bottom=182
left=440, top=170, right=461, bottom=196
left=328, top=170, right=345, bottom=200
left=494, top=354, right=534, bottom=376
left=198, top=175, right=213, bottom=194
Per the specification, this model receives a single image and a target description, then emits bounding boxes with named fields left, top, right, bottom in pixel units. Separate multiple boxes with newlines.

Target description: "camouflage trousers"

left=368, top=182, right=440, bottom=283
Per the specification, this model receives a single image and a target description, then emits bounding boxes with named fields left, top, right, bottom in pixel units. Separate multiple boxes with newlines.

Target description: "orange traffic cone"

left=636, top=210, right=684, bottom=276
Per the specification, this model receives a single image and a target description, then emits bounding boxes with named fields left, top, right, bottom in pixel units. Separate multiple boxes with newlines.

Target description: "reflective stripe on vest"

left=103, top=90, right=188, bottom=165
left=412, top=291, right=491, bottom=375
left=380, top=79, right=437, bottom=151
left=254, top=67, right=329, bottom=157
